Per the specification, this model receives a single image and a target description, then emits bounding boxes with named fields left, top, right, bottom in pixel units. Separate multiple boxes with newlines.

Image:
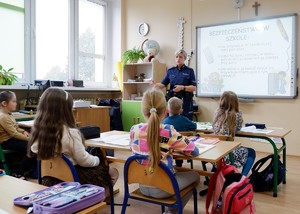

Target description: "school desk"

left=17, top=120, right=80, bottom=129
left=196, top=125, right=291, bottom=197
left=0, top=175, right=106, bottom=214
left=236, top=128, right=291, bottom=197
left=12, top=112, right=35, bottom=122
left=85, top=130, right=241, bottom=176
left=14, top=106, right=111, bottom=132
left=17, top=120, right=34, bottom=128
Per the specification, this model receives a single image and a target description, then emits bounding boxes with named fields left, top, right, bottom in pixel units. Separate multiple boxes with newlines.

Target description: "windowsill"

left=0, top=85, right=121, bottom=92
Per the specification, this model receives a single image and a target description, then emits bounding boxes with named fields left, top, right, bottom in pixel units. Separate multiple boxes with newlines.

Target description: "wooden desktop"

left=0, top=175, right=105, bottom=214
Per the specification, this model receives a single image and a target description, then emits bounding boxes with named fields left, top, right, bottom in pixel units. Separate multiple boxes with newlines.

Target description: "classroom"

left=0, top=0, right=299, bottom=213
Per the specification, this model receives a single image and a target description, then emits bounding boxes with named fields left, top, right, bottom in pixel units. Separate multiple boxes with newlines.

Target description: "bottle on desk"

left=29, top=109, right=33, bottom=115
left=214, top=199, right=223, bottom=214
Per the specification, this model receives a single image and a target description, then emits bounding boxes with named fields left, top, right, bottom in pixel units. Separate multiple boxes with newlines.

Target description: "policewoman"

left=154, top=49, right=196, bottom=120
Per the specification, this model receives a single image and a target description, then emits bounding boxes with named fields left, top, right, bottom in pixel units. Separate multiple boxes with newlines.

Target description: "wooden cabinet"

left=122, top=62, right=166, bottom=131
left=122, top=62, right=166, bottom=100
left=73, top=107, right=110, bottom=132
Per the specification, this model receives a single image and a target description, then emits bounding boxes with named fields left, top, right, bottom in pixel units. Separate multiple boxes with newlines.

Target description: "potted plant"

left=0, top=65, right=18, bottom=85
left=121, top=48, right=145, bottom=65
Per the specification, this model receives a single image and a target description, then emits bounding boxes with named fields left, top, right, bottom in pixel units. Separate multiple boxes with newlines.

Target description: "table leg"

left=236, top=134, right=281, bottom=197
left=282, top=138, right=287, bottom=184
left=257, top=137, right=279, bottom=197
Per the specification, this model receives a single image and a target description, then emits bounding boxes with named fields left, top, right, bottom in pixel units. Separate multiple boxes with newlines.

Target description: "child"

left=130, top=89, right=200, bottom=213
left=163, top=97, right=196, bottom=131
left=0, top=90, right=35, bottom=178
left=163, top=97, right=196, bottom=167
left=212, top=91, right=256, bottom=176
left=29, top=88, right=118, bottom=196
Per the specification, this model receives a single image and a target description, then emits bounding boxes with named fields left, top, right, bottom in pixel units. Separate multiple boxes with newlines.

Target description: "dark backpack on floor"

left=249, top=154, right=285, bottom=192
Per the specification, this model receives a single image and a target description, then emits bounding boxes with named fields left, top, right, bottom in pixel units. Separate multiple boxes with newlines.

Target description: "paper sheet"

left=91, top=133, right=130, bottom=146
left=240, top=126, right=274, bottom=134
left=196, top=122, right=212, bottom=130
left=17, top=120, right=34, bottom=127
left=195, top=143, right=215, bottom=154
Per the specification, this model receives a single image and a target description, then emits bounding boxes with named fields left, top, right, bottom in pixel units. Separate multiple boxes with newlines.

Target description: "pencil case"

left=14, top=182, right=80, bottom=207
left=245, top=123, right=266, bottom=129
left=14, top=182, right=105, bottom=214
left=33, top=184, right=105, bottom=214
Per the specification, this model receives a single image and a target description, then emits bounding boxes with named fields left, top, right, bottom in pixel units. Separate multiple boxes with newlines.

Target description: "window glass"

left=78, top=0, right=105, bottom=83
left=0, top=1, right=25, bottom=80
left=35, top=0, right=68, bottom=80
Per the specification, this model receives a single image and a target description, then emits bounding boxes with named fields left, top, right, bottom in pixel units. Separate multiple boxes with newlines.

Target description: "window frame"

left=76, top=0, right=108, bottom=87
left=25, top=0, right=111, bottom=88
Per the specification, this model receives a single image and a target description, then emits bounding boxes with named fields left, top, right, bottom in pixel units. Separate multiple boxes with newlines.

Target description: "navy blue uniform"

left=161, top=65, right=196, bottom=119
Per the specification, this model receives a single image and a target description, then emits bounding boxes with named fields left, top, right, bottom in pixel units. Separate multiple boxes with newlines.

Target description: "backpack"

left=98, top=99, right=123, bottom=131
left=206, top=160, right=256, bottom=214
left=249, top=154, right=285, bottom=192
left=79, top=126, right=100, bottom=139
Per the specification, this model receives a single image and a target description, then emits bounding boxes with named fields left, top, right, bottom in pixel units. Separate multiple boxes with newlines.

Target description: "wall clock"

left=138, top=23, right=149, bottom=36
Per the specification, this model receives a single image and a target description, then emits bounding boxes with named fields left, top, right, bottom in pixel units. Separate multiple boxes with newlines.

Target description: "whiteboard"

left=196, top=14, right=298, bottom=98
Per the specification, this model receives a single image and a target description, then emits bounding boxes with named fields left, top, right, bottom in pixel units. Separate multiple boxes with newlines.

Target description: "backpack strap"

left=250, top=154, right=273, bottom=174
left=206, top=159, right=227, bottom=214
left=206, top=166, right=220, bottom=214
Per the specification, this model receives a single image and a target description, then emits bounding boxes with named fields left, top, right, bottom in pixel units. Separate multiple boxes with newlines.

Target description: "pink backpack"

left=206, top=161, right=256, bottom=214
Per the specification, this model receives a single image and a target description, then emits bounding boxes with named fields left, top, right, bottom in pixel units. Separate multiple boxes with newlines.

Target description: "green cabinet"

left=122, top=100, right=145, bottom=131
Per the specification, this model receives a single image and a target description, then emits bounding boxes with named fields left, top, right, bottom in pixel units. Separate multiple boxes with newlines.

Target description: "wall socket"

left=234, top=0, right=244, bottom=8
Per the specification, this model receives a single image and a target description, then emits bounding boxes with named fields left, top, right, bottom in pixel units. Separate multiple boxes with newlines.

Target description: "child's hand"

left=23, top=131, right=30, bottom=137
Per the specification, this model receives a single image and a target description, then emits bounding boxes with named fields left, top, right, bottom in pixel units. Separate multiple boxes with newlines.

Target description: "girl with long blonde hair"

left=130, top=89, right=199, bottom=213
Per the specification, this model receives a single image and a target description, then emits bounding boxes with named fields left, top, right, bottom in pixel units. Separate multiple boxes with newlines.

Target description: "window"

left=0, top=0, right=119, bottom=88
left=0, top=0, right=25, bottom=80
left=35, top=0, right=69, bottom=80
left=78, top=0, right=106, bottom=84
left=34, top=0, right=107, bottom=86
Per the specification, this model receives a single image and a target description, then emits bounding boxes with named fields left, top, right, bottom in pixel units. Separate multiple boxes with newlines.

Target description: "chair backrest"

left=200, top=133, right=234, bottom=141
left=178, top=131, right=196, bottom=136
left=37, top=154, right=80, bottom=184
left=124, top=155, right=180, bottom=195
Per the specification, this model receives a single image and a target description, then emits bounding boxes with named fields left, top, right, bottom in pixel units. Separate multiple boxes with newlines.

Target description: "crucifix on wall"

left=252, top=1, right=261, bottom=16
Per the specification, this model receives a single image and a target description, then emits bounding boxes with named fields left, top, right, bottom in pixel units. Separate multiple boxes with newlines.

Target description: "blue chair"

left=121, top=155, right=198, bottom=214
left=37, top=153, right=80, bottom=184
left=37, top=154, right=115, bottom=214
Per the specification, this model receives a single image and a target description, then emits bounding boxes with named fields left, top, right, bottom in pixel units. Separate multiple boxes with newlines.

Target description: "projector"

left=73, top=100, right=91, bottom=108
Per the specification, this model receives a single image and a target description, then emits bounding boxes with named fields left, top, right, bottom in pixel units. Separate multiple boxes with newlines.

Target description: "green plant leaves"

left=0, top=65, right=16, bottom=85
left=122, top=48, right=145, bottom=65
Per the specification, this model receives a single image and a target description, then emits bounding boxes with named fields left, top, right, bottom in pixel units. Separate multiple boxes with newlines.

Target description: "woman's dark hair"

left=0, top=91, right=15, bottom=106
left=29, top=88, right=77, bottom=159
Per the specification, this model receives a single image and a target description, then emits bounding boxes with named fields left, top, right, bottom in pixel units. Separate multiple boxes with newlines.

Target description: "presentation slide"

left=196, top=14, right=297, bottom=98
